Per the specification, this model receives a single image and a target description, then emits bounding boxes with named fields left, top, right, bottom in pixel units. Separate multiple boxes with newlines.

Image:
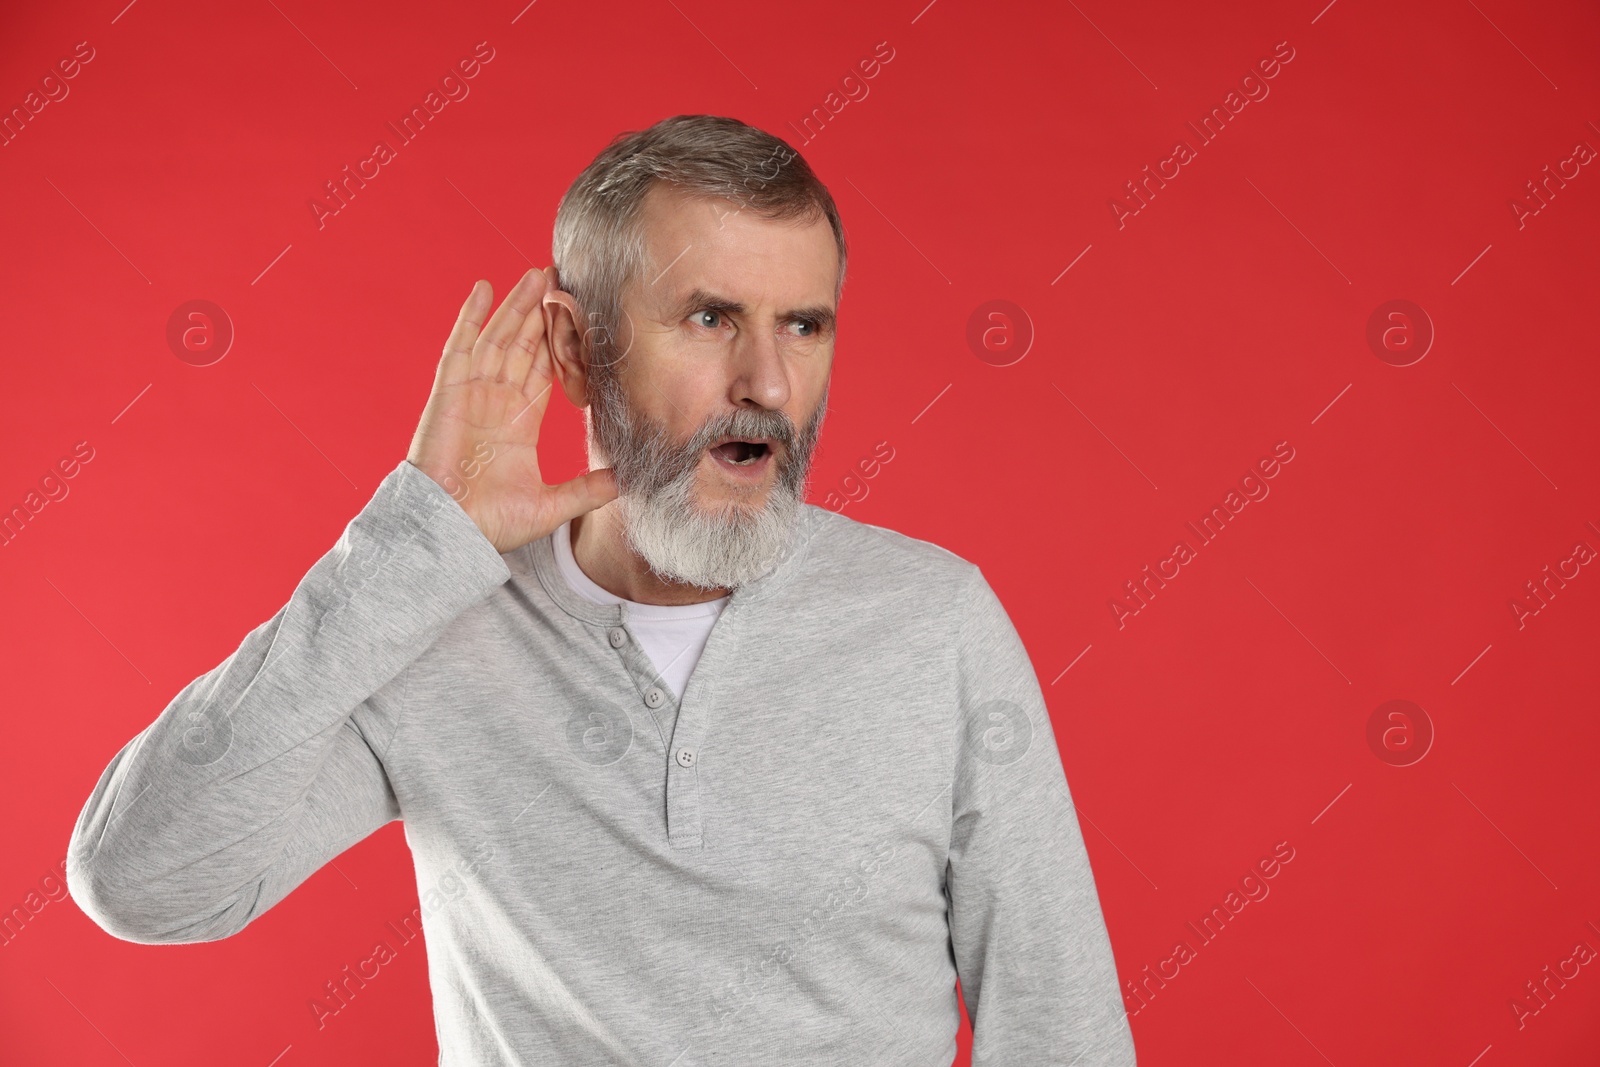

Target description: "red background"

left=3, top=0, right=1598, bottom=1063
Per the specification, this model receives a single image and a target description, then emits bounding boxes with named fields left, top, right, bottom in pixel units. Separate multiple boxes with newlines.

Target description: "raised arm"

left=65, top=457, right=512, bottom=942
left=945, top=566, right=1137, bottom=1065
left=68, top=267, right=618, bottom=943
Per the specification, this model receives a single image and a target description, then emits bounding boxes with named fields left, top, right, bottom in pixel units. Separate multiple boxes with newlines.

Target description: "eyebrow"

left=667, top=287, right=836, bottom=336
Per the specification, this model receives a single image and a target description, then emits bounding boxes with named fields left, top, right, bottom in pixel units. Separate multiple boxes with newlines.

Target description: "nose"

left=728, top=326, right=792, bottom=413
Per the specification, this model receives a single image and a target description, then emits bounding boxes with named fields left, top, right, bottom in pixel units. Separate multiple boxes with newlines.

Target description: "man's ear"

left=541, top=268, right=589, bottom=409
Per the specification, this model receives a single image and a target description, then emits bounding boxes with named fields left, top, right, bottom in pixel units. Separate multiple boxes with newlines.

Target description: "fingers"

left=500, top=268, right=555, bottom=391
left=437, top=279, right=491, bottom=389
left=546, top=468, right=620, bottom=528
left=474, top=268, right=548, bottom=381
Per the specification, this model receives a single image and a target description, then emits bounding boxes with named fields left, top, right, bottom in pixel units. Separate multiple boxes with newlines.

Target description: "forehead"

left=631, top=182, right=839, bottom=308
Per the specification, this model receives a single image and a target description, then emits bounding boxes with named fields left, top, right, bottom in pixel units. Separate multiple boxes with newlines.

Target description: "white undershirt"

left=553, top=520, right=728, bottom=702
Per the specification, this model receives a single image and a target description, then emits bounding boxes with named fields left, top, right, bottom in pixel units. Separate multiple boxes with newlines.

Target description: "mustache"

left=687, top=382, right=829, bottom=459
left=637, top=414, right=794, bottom=491
left=687, top=415, right=795, bottom=453
left=590, top=371, right=829, bottom=498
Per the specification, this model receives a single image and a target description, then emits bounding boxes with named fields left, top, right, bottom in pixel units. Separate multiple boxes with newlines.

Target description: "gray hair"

left=549, top=114, right=847, bottom=380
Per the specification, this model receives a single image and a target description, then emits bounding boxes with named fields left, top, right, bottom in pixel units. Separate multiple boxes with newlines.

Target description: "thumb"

left=546, top=467, right=620, bottom=528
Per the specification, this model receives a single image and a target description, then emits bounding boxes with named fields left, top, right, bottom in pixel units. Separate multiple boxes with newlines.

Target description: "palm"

left=407, top=267, right=617, bottom=553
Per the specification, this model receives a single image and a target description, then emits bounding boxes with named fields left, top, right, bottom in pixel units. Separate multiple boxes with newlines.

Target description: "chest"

left=384, top=598, right=958, bottom=913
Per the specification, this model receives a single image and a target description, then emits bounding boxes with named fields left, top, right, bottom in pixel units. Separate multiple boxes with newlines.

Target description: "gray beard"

left=585, top=367, right=827, bottom=591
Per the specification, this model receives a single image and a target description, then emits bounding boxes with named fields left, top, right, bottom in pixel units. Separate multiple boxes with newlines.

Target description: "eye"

left=787, top=318, right=819, bottom=338
left=690, top=309, right=723, bottom=329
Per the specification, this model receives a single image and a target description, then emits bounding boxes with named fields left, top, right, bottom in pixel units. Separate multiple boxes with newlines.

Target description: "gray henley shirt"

left=66, top=457, right=1137, bottom=1066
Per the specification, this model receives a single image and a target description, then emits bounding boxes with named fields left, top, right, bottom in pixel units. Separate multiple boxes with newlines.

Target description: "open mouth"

left=711, top=440, right=771, bottom=466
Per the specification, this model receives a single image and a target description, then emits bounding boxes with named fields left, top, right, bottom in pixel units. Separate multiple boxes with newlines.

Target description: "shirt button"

left=608, top=627, right=628, bottom=648
left=644, top=687, right=665, bottom=708
left=675, top=747, right=696, bottom=767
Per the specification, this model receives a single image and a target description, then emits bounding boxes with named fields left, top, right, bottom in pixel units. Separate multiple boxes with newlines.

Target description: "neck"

left=569, top=508, right=731, bottom=606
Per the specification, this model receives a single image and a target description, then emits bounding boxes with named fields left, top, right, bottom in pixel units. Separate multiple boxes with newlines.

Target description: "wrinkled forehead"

left=630, top=183, right=839, bottom=313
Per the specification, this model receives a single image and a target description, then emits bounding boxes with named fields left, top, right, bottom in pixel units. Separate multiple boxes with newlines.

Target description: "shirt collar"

left=519, top=504, right=826, bottom=626
left=553, top=520, right=727, bottom=620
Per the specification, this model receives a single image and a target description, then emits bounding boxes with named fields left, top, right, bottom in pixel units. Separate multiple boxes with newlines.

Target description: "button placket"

left=664, top=601, right=742, bottom=851
left=599, top=601, right=742, bottom=850
left=664, top=674, right=711, bottom=850
left=600, top=621, right=678, bottom=754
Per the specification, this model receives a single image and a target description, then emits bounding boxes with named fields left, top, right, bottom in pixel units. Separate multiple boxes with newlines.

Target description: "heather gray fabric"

left=67, top=458, right=1137, bottom=1066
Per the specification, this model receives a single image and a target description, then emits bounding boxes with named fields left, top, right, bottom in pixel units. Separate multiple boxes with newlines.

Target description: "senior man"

left=68, top=114, right=1137, bottom=1066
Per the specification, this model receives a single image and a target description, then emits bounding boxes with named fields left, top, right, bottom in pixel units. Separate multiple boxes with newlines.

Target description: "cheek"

left=628, top=347, right=723, bottom=434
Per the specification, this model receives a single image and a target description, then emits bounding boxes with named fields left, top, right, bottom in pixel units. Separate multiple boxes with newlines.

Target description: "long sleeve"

left=66, top=459, right=512, bottom=944
left=945, top=566, right=1137, bottom=1065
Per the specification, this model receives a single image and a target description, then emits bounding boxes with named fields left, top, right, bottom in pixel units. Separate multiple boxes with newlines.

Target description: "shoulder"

left=797, top=508, right=1023, bottom=655
left=796, top=504, right=983, bottom=600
